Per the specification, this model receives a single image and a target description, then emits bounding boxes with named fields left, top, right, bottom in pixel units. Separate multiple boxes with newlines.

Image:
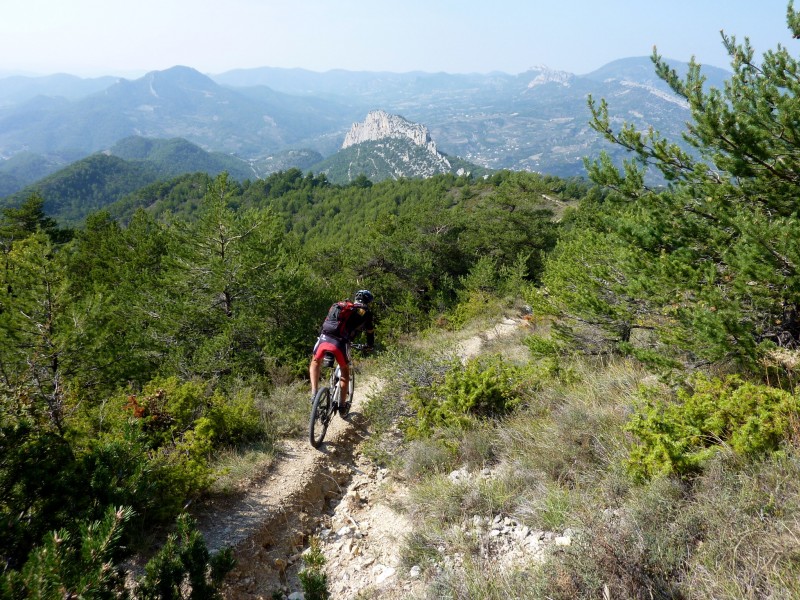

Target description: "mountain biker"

left=309, top=289, right=375, bottom=413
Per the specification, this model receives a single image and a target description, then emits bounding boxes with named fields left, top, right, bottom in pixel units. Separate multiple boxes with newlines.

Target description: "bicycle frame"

left=309, top=343, right=365, bottom=448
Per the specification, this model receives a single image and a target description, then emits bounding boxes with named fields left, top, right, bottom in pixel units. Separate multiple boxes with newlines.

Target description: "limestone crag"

left=525, top=65, right=574, bottom=88
left=342, top=110, right=439, bottom=155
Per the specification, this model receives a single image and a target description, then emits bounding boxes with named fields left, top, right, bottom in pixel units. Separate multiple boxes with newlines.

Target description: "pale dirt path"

left=195, top=318, right=523, bottom=599
left=316, top=317, right=523, bottom=599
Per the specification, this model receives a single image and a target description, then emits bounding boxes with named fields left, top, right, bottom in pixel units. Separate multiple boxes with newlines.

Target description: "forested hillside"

left=3, top=5, right=800, bottom=598
left=0, top=167, right=585, bottom=596
left=1, top=138, right=260, bottom=223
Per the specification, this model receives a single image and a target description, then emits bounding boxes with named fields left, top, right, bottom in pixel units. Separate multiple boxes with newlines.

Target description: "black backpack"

left=321, top=300, right=359, bottom=339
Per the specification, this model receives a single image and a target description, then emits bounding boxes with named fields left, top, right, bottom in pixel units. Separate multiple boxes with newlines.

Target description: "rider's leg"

left=339, top=362, right=350, bottom=404
left=309, top=358, right=320, bottom=397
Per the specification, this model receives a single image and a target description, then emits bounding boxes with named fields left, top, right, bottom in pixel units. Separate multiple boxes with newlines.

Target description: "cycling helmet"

left=354, top=289, right=374, bottom=305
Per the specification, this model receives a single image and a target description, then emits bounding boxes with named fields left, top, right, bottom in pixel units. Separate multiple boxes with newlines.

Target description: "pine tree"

left=160, top=173, right=316, bottom=377
left=578, top=1, right=800, bottom=368
left=0, top=233, right=72, bottom=431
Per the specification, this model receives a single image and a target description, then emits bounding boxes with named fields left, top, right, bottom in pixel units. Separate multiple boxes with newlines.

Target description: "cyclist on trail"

left=310, top=289, right=375, bottom=413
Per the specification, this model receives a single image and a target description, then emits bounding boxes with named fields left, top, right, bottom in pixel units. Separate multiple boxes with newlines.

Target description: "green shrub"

left=148, top=433, right=214, bottom=519
left=136, top=513, right=235, bottom=600
left=626, top=374, right=800, bottom=480
left=105, top=377, right=266, bottom=519
left=132, top=377, right=208, bottom=446
left=524, top=334, right=563, bottom=358
left=0, top=506, right=134, bottom=599
left=446, top=290, right=498, bottom=331
left=362, top=347, right=454, bottom=464
left=1, top=509, right=232, bottom=600
left=204, top=387, right=262, bottom=446
left=404, top=354, right=529, bottom=438
left=297, top=537, right=329, bottom=600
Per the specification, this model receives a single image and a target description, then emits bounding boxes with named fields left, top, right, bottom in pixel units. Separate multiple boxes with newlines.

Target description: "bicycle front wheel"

left=309, top=387, right=331, bottom=448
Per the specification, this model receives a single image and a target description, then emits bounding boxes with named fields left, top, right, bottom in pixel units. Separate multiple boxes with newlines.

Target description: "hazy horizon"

left=0, top=54, right=735, bottom=82
left=2, top=1, right=796, bottom=80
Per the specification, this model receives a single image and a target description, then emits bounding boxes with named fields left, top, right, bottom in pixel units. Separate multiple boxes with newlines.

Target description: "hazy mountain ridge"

left=0, top=58, right=731, bottom=187
left=0, top=66, right=359, bottom=160
left=0, top=73, right=118, bottom=108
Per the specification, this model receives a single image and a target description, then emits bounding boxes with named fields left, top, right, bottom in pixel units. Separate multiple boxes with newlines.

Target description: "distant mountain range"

left=1, top=109, right=487, bottom=224
left=0, top=57, right=731, bottom=201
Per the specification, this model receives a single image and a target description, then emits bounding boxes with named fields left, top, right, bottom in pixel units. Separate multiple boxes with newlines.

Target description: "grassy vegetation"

left=360, top=309, right=800, bottom=599
left=207, top=380, right=310, bottom=494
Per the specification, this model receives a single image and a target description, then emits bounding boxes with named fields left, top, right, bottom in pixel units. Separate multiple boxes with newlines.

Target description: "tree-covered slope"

left=2, top=153, right=161, bottom=224
left=2, top=137, right=264, bottom=224
left=108, top=136, right=255, bottom=180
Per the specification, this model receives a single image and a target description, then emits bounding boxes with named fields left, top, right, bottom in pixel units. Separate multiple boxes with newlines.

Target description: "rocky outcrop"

left=525, top=65, right=574, bottom=88
left=322, top=110, right=461, bottom=182
left=342, top=110, right=439, bottom=155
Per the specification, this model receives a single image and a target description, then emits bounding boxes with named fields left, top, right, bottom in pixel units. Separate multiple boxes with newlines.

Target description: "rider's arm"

left=365, top=311, right=375, bottom=348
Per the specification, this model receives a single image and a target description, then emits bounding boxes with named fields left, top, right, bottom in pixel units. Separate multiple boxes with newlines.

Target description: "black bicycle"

left=309, top=343, right=365, bottom=448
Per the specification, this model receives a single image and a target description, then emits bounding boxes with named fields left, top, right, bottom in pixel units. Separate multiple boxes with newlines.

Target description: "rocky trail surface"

left=194, top=318, right=526, bottom=599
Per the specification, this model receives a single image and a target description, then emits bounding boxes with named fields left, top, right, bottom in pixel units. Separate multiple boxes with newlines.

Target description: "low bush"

left=681, top=450, right=800, bottom=597
left=95, top=376, right=269, bottom=519
left=297, top=537, right=329, bottom=600
left=404, top=354, right=533, bottom=438
left=0, top=509, right=233, bottom=600
left=401, top=437, right=458, bottom=480
left=0, top=506, right=134, bottom=599
left=626, top=374, right=800, bottom=480
left=136, top=513, right=234, bottom=600
left=531, top=476, right=697, bottom=599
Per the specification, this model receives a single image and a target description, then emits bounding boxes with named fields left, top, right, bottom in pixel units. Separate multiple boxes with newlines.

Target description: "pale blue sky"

left=1, top=0, right=796, bottom=77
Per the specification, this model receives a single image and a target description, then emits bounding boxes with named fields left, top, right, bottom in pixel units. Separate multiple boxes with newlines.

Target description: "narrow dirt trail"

left=195, top=318, right=523, bottom=599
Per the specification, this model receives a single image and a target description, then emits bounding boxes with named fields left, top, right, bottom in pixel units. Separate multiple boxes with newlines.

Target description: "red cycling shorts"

left=312, top=335, right=348, bottom=368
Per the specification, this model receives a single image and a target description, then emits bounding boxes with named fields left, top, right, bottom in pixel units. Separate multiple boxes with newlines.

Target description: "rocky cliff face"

left=342, top=110, right=440, bottom=155
left=321, top=109, right=457, bottom=182
left=524, top=66, right=575, bottom=88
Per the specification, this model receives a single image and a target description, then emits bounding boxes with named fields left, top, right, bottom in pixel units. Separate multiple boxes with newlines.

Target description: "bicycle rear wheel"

left=309, top=387, right=331, bottom=448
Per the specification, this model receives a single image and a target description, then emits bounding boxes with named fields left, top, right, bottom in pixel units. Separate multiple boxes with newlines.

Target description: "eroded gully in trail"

left=193, top=318, right=523, bottom=599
